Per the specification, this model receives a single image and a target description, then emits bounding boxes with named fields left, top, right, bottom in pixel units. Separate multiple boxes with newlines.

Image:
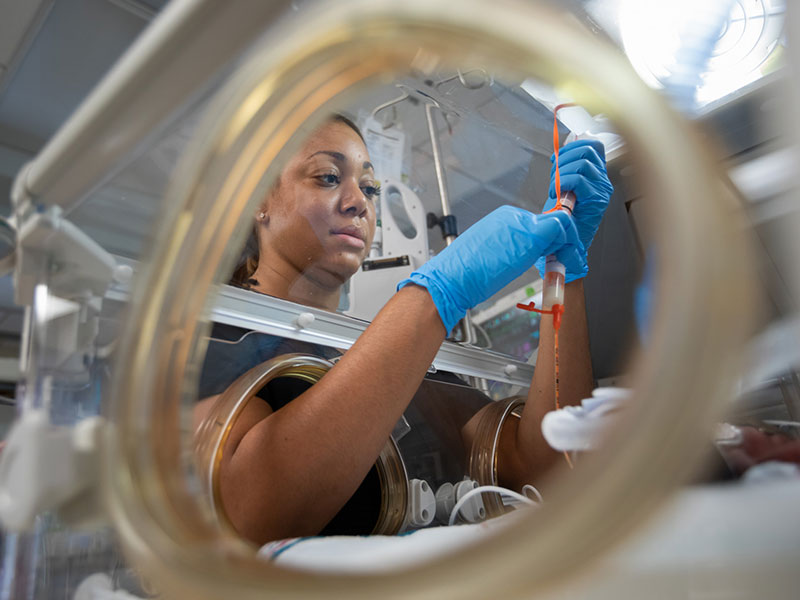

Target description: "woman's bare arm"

left=218, top=285, right=445, bottom=544
left=496, top=279, right=594, bottom=491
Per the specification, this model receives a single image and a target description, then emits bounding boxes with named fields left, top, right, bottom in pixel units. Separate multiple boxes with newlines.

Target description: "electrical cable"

left=448, top=484, right=541, bottom=526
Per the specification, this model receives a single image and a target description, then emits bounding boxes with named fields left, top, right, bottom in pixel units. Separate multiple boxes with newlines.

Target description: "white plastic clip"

left=406, top=478, right=436, bottom=528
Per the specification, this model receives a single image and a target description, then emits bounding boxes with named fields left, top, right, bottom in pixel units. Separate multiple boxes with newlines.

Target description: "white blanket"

left=258, top=511, right=524, bottom=573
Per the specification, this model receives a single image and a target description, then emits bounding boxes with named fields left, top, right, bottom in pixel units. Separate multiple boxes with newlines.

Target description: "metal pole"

left=424, top=102, right=455, bottom=246
left=423, top=102, right=477, bottom=342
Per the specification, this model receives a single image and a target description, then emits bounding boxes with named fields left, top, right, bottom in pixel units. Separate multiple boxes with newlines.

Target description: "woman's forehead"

left=300, top=121, right=369, bottom=163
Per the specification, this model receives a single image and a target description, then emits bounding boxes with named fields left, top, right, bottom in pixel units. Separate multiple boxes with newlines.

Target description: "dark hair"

left=230, top=226, right=261, bottom=290
left=332, top=113, right=365, bottom=142
left=230, top=114, right=365, bottom=288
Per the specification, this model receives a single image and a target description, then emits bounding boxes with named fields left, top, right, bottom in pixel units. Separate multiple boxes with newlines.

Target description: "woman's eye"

left=317, top=173, right=340, bottom=186
left=361, top=183, right=381, bottom=199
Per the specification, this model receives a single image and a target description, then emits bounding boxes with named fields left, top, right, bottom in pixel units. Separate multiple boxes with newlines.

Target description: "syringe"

left=517, top=190, right=577, bottom=470
left=541, top=191, right=575, bottom=332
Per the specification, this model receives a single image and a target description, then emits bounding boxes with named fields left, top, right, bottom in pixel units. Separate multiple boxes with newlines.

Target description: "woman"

left=197, top=114, right=614, bottom=544
left=230, top=114, right=379, bottom=308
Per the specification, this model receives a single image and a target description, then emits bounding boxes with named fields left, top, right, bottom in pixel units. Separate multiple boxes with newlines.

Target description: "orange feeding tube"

left=543, top=102, right=577, bottom=328
left=517, top=102, right=576, bottom=469
left=550, top=103, right=576, bottom=212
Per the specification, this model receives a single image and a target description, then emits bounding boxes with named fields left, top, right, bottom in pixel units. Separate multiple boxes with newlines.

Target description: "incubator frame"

left=8, top=0, right=756, bottom=598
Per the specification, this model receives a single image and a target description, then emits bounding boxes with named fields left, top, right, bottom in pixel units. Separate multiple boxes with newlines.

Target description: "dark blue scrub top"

left=198, top=322, right=340, bottom=409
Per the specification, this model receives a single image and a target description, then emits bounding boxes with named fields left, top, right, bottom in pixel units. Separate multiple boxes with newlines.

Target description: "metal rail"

left=106, top=259, right=535, bottom=387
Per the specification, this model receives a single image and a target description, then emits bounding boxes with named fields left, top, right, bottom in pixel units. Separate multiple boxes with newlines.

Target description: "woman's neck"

left=250, top=255, right=342, bottom=312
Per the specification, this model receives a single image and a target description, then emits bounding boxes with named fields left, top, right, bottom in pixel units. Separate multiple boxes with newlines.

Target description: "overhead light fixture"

left=619, top=0, right=786, bottom=108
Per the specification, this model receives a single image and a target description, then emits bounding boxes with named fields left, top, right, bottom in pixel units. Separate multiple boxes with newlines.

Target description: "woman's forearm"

left=220, top=285, right=446, bottom=543
left=499, top=279, right=594, bottom=491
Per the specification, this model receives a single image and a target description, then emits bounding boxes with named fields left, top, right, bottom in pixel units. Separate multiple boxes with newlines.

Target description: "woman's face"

left=261, top=121, right=379, bottom=289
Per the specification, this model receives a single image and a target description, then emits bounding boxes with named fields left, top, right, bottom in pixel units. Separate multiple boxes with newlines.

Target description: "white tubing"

left=448, top=485, right=540, bottom=526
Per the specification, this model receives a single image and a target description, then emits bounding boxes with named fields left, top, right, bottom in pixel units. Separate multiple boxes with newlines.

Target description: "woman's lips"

left=332, top=232, right=366, bottom=249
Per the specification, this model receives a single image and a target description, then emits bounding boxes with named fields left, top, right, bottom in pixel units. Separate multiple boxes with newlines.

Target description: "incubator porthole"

left=117, top=19, right=752, bottom=583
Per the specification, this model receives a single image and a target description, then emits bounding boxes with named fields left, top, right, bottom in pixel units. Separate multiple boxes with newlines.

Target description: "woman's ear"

left=256, top=199, right=269, bottom=226
left=257, top=178, right=279, bottom=226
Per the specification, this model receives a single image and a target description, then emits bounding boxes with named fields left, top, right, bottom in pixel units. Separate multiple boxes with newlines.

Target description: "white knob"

left=294, top=312, right=315, bottom=329
left=113, top=264, right=133, bottom=285
left=503, top=364, right=518, bottom=376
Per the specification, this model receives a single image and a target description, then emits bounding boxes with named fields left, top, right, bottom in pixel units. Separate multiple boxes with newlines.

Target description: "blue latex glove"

left=535, top=139, right=614, bottom=282
left=398, top=205, right=586, bottom=334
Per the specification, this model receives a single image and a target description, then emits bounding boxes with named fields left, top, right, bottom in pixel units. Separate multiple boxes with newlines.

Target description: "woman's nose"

left=338, top=178, right=368, bottom=216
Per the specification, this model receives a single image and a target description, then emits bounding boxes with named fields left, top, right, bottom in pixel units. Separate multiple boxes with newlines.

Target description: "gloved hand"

left=398, top=206, right=586, bottom=334
left=535, top=139, right=613, bottom=282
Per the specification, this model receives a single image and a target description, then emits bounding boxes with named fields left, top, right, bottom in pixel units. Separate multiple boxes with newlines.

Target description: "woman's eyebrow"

left=308, top=151, right=374, bottom=173
left=308, top=150, right=346, bottom=162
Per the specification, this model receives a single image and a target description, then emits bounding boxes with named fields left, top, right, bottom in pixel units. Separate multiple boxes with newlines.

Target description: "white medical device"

left=346, top=177, right=429, bottom=321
